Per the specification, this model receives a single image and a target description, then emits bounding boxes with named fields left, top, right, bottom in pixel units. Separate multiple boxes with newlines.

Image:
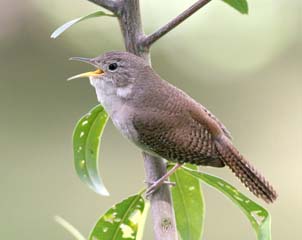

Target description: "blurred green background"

left=0, top=0, right=301, bottom=239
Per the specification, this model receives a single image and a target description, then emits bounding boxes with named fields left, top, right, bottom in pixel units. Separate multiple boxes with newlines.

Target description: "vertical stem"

left=143, top=154, right=178, bottom=240
left=117, top=1, right=178, bottom=239
left=117, top=0, right=147, bottom=59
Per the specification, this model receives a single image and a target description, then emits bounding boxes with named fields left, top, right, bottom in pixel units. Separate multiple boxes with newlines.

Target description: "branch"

left=86, top=0, right=178, bottom=239
left=87, top=0, right=120, bottom=13
left=117, top=2, right=178, bottom=239
left=117, top=0, right=148, bottom=59
left=143, top=153, right=178, bottom=240
left=141, top=0, right=212, bottom=48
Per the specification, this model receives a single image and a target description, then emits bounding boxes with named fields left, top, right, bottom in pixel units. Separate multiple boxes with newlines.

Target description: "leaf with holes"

left=222, top=0, right=249, bottom=14
left=182, top=167, right=271, bottom=240
left=51, top=11, right=115, bottom=39
left=89, top=194, right=147, bottom=240
left=169, top=164, right=205, bottom=240
left=73, top=105, right=109, bottom=196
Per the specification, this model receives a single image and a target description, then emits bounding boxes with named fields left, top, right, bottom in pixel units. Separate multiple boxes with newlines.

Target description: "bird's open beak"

left=68, top=57, right=104, bottom=81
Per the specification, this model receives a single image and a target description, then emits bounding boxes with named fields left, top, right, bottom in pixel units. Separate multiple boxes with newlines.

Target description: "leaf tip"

left=97, top=189, right=110, bottom=197
left=54, top=215, right=87, bottom=240
left=221, top=0, right=249, bottom=15
left=93, top=184, right=110, bottom=197
left=242, top=8, right=249, bottom=15
left=50, top=30, right=60, bottom=39
left=54, top=215, right=62, bottom=223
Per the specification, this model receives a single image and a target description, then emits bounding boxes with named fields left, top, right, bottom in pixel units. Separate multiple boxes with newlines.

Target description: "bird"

left=68, top=51, right=277, bottom=203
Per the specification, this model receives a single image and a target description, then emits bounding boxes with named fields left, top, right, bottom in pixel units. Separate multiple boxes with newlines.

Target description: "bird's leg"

left=145, top=163, right=183, bottom=197
left=145, top=180, right=176, bottom=187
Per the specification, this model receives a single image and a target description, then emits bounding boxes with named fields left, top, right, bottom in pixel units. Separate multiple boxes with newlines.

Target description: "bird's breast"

left=111, top=106, right=139, bottom=144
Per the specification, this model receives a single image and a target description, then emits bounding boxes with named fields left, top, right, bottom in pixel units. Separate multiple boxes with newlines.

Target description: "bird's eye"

left=108, top=63, right=118, bottom=71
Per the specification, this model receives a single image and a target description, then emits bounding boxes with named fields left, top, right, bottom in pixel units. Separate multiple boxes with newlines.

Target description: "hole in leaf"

left=120, top=223, right=135, bottom=239
left=129, top=209, right=142, bottom=225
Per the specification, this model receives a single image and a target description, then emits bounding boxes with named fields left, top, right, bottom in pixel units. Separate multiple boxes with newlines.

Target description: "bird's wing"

left=132, top=109, right=224, bottom=167
left=188, top=103, right=232, bottom=140
left=199, top=106, right=232, bottom=139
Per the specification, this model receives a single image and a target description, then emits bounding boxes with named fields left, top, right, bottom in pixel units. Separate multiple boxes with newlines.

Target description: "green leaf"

left=54, top=216, right=86, bottom=240
left=89, top=194, right=146, bottom=240
left=169, top=164, right=205, bottom=240
left=51, top=11, right=115, bottom=39
left=221, top=0, right=249, bottom=14
left=182, top=167, right=271, bottom=240
left=73, top=105, right=110, bottom=196
left=136, top=201, right=150, bottom=240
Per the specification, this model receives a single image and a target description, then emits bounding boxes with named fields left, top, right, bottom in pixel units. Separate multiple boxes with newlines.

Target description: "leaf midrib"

left=83, top=110, right=101, bottom=181
left=174, top=171, right=192, bottom=240
left=111, top=194, right=142, bottom=240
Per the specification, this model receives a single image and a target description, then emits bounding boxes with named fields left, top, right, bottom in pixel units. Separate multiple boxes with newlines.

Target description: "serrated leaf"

left=73, top=105, right=109, bottom=196
left=51, top=11, right=115, bottom=39
left=182, top=167, right=271, bottom=240
left=89, top=194, right=146, bottom=240
left=222, top=0, right=249, bottom=14
left=54, top=216, right=86, bottom=240
left=169, top=164, right=205, bottom=240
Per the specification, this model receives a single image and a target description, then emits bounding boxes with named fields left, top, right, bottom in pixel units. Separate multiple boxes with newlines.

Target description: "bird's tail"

left=215, top=135, right=277, bottom=203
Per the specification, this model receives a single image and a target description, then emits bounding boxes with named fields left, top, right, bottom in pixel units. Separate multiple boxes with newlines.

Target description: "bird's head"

left=69, top=51, right=149, bottom=97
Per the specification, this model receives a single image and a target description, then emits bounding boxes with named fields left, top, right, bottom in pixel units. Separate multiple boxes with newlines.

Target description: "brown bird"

left=69, top=51, right=277, bottom=203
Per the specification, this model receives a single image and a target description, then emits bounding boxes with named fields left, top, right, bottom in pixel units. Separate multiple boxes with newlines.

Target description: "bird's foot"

left=145, top=163, right=183, bottom=198
left=146, top=180, right=172, bottom=198
left=145, top=181, right=176, bottom=197
left=145, top=180, right=176, bottom=187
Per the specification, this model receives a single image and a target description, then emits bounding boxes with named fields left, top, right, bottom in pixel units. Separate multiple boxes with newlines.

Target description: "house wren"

left=69, top=51, right=277, bottom=203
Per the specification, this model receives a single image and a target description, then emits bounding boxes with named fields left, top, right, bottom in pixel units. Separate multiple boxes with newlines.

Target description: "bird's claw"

left=145, top=180, right=176, bottom=198
left=144, top=163, right=182, bottom=198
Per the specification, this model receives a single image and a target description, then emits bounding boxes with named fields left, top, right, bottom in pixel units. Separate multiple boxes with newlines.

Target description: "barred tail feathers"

left=215, top=135, right=277, bottom=203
